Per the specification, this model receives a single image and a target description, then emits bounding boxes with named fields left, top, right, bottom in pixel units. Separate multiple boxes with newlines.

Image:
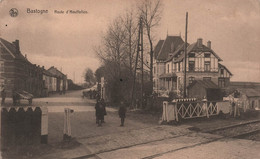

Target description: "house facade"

left=153, top=36, right=232, bottom=97
left=47, top=66, right=68, bottom=93
left=43, top=68, right=57, bottom=94
left=0, top=38, right=45, bottom=97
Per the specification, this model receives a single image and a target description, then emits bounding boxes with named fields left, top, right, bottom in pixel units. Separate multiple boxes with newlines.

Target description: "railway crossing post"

left=63, top=108, right=74, bottom=141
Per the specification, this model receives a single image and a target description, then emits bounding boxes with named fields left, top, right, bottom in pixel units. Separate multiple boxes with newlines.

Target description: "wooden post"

left=63, top=108, right=74, bottom=141
left=175, top=101, right=179, bottom=122
left=41, top=106, right=48, bottom=144
left=183, top=12, right=188, bottom=98
left=202, top=98, right=209, bottom=118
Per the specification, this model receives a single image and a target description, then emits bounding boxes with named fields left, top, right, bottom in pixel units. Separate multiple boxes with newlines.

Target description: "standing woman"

left=118, top=101, right=127, bottom=126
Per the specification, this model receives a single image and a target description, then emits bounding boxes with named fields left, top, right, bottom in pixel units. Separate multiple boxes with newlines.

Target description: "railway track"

left=204, top=119, right=260, bottom=140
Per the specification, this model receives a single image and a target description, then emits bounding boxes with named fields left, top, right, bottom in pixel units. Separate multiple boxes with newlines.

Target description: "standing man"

left=95, top=100, right=104, bottom=126
left=1, top=88, right=6, bottom=105
left=100, top=98, right=107, bottom=123
left=118, top=101, right=127, bottom=127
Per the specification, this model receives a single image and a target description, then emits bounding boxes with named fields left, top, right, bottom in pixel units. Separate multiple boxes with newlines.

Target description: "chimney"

left=207, top=41, right=211, bottom=49
left=12, top=40, right=20, bottom=54
left=197, top=38, right=203, bottom=48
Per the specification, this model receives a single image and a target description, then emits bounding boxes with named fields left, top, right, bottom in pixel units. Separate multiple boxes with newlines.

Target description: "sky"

left=0, top=0, right=259, bottom=83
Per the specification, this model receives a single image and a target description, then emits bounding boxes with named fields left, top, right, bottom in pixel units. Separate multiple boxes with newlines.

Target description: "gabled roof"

left=154, top=40, right=164, bottom=59
left=165, top=42, right=189, bottom=62
left=155, top=36, right=184, bottom=61
left=219, top=63, right=233, bottom=76
left=43, top=69, right=54, bottom=77
left=0, top=38, right=27, bottom=61
left=187, top=80, right=219, bottom=89
left=175, top=41, right=222, bottom=62
left=48, top=66, right=65, bottom=77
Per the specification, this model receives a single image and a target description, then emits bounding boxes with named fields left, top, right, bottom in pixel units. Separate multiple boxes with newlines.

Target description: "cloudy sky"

left=0, top=0, right=259, bottom=83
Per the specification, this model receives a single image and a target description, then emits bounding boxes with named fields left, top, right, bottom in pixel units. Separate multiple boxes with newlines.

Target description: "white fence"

left=162, top=100, right=230, bottom=122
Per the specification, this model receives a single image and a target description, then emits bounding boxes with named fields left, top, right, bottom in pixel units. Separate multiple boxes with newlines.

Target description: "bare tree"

left=121, top=9, right=138, bottom=76
left=138, top=0, right=163, bottom=82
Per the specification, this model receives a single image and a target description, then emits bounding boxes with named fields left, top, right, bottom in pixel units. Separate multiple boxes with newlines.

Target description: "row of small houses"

left=0, top=38, right=68, bottom=97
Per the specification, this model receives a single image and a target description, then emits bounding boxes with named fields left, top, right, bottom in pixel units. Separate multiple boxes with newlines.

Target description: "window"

left=0, top=62, right=4, bottom=72
left=251, top=101, right=255, bottom=109
left=189, top=77, right=195, bottom=84
left=203, top=77, right=211, bottom=81
left=204, top=53, right=210, bottom=58
left=154, top=67, right=156, bottom=74
left=189, top=53, right=195, bottom=57
left=205, top=61, right=211, bottom=71
left=189, top=61, right=195, bottom=71
left=218, top=78, right=225, bottom=87
left=167, top=64, right=169, bottom=73
left=220, top=69, right=224, bottom=75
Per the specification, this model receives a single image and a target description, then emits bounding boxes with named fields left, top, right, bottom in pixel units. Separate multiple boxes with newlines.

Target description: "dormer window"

left=189, top=53, right=195, bottom=58
left=204, top=53, right=210, bottom=58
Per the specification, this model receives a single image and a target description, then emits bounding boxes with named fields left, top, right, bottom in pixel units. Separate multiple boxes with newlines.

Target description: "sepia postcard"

left=0, top=0, right=260, bottom=159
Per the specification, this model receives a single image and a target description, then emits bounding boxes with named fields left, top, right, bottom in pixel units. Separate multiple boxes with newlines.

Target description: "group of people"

left=89, top=89, right=98, bottom=99
left=95, top=98, right=127, bottom=127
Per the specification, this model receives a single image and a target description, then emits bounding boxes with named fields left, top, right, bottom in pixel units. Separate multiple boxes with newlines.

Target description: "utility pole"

left=183, top=12, right=188, bottom=98
left=131, top=16, right=144, bottom=109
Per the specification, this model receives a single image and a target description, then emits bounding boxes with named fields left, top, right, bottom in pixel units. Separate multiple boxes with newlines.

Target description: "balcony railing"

left=172, top=68, right=218, bottom=73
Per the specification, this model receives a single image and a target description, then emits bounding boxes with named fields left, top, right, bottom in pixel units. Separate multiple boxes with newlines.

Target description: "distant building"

left=42, top=68, right=57, bottom=95
left=227, top=88, right=260, bottom=111
left=153, top=36, right=232, bottom=97
left=47, top=66, right=68, bottom=93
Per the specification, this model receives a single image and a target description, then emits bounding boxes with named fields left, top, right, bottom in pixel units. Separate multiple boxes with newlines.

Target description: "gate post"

left=173, top=100, right=178, bottom=122
left=162, top=101, right=168, bottom=121
left=202, top=98, right=209, bottom=118
left=63, top=108, right=74, bottom=141
left=41, top=106, right=48, bottom=144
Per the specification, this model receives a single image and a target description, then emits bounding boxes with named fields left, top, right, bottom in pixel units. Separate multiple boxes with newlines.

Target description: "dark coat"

left=100, top=101, right=107, bottom=115
left=118, top=106, right=126, bottom=118
left=95, top=102, right=105, bottom=119
left=1, top=90, right=6, bottom=98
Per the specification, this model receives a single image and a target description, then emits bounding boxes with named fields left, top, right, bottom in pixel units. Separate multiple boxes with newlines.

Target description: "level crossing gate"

left=162, top=99, right=220, bottom=122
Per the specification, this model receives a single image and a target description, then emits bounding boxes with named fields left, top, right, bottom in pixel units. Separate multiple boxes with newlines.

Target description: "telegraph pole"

left=183, top=12, right=188, bottom=98
left=131, top=16, right=143, bottom=109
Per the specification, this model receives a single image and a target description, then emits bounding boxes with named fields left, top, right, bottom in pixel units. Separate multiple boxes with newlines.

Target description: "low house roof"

left=48, top=66, right=66, bottom=78
left=237, top=88, right=260, bottom=97
left=187, top=80, right=219, bottom=89
left=43, top=69, right=54, bottom=77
